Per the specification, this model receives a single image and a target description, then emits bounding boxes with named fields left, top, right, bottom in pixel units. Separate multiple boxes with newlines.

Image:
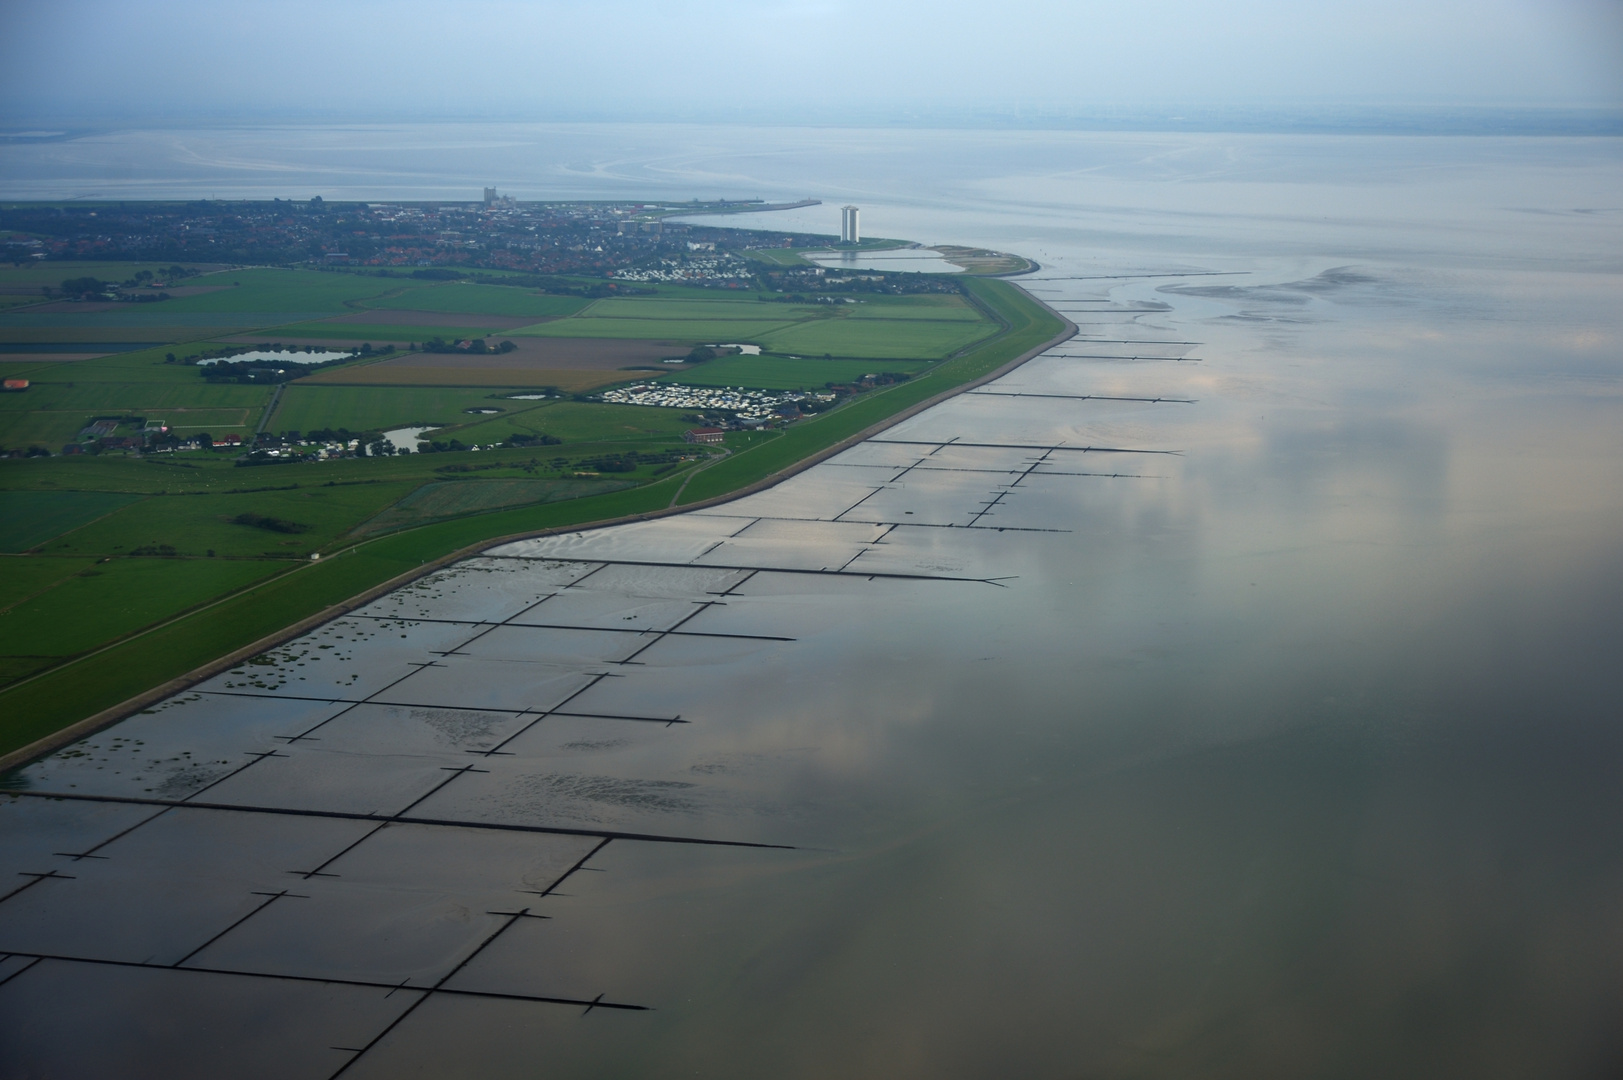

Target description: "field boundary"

left=0, top=282, right=1073, bottom=773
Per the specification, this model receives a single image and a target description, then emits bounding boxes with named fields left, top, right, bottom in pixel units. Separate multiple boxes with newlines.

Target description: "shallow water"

left=197, top=349, right=354, bottom=366
left=378, top=425, right=438, bottom=452
left=2, top=126, right=1622, bottom=1078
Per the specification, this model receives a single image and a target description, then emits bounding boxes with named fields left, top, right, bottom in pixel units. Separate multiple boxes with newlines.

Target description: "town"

left=1, top=193, right=834, bottom=279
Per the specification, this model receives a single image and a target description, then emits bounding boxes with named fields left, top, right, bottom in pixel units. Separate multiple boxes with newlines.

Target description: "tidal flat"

left=2, top=125, right=1621, bottom=1078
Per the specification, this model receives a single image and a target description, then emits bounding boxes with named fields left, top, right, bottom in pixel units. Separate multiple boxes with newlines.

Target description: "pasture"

left=0, top=490, right=146, bottom=551
left=515, top=316, right=799, bottom=341
left=667, top=355, right=930, bottom=389
left=267, top=320, right=504, bottom=342
left=36, top=482, right=418, bottom=560
left=478, top=401, right=692, bottom=443
left=0, top=261, right=224, bottom=288
left=354, top=477, right=634, bottom=535
left=0, top=555, right=285, bottom=667
left=152, top=268, right=403, bottom=313
left=270, top=385, right=545, bottom=434
left=507, top=291, right=1001, bottom=359
left=362, top=284, right=589, bottom=319
left=0, top=556, right=100, bottom=614
left=758, top=314, right=998, bottom=359
left=293, top=364, right=628, bottom=393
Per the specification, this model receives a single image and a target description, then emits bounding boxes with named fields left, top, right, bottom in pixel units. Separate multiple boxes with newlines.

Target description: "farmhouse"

left=683, top=427, right=725, bottom=445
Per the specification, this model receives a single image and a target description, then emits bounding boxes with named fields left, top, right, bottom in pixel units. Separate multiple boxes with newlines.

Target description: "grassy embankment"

left=0, top=272, right=1058, bottom=759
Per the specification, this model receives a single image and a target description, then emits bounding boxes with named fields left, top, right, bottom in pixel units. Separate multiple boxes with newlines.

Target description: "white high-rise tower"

left=841, top=205, right=860, bottom=244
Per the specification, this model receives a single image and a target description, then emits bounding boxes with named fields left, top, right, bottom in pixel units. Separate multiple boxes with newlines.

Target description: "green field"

left=847, top=295, right=986, bottom=320
left=269, top=385, right=545, bottom=434
left=269, top=321, right=513, bottom=341
left=362, top=284, right=589, bottom=319
left=580, top=297, right=814, bottom=319
left=0, top=380, right=272, bottom=447
left=1, top=342, right=232, bottom=384
left=465, top=401, right=693, bottom=444
left=0, top=263, right=1064, bottom=760
left=0, top=261, right=222, bottom=288
left=355, top=477, right=635, bottom=535
left=758, top=314, right=998, bottom=359
left=151, top=268, right=404, bottom=313
left=36, top=482, right=419, bottom=559
left=665, top=355, right=930, bottom=389
left=0, top=491, right=146, bottom=551
left=0, top=556, right=100, bottom=613
left=0, top=556, right=284, bottom=661
left=513, top=316, right=798, bottom=342
left=508, top=293, right=999, bottom=359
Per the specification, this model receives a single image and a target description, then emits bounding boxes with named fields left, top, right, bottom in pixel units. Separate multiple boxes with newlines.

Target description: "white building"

left=841, top=205, right=860, bottom=244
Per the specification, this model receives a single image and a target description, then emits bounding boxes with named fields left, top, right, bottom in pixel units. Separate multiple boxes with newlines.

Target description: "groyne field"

left=0, top=260, right=1067, bottom=760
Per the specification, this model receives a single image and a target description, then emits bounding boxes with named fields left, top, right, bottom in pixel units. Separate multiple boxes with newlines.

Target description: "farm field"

left=355, top=477, right=635, bottom=535
left=149, top=267, right=404, bottom=313
left=479, top=400, right=692, bottom=442
left=758, top=313, right=998, bottom=358
left=0, top=490, right=145, bottom=551
left=292, top=364, right=629, bottom=392
left=665, top=355, right=930, bottom=389
left=0, top=261, right=228, bottom=288
left=847, top=294, right=987, bottom=319
left=0, top=556, right=285, bottom=666
left=268, top=320, right=511, bottom=341
left=514, top=315, right=798, bottom=341
left=0, top=556, right=100, bottom=613
left=360, top=283, right=589, bottom=319
left=0, top=378, right=273, bottom=447
left=269, top=384, right=549, bottom=434
left=0, top=259, right=1060, bottom=757
left=36, top=482, right=421, bottom=559
left=512, top=292, right=1000, bottom=360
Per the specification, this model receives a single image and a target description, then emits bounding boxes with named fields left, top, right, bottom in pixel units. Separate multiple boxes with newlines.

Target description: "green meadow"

left=361, top=283, right=589, bottom=318
left=153, top=267, right=405, bottom=313
left=269, top=385, right=545, bottom=434
left=268, top=321, right=509, bottom=341
left=510, top=292, right=999, bottom=360
left=513, top=316, right=798, bottom=341
left=0, top=556, right=287, bottom=663
left=355, top=477, right=634, bottom=535
left=0, top=556, right=101, bottom=613
left=0, top=490, right=146, bottom=552
left=666, top=355, right=930, bottom=389
left=0, top=261, right=225, bottom=287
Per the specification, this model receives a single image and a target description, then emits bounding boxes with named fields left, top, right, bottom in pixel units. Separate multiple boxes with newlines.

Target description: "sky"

left=2, top=0, right=1620, bottom=127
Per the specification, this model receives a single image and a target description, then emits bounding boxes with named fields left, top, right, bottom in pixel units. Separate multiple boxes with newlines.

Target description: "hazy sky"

left=3, top=0, right=1620, bottom=125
